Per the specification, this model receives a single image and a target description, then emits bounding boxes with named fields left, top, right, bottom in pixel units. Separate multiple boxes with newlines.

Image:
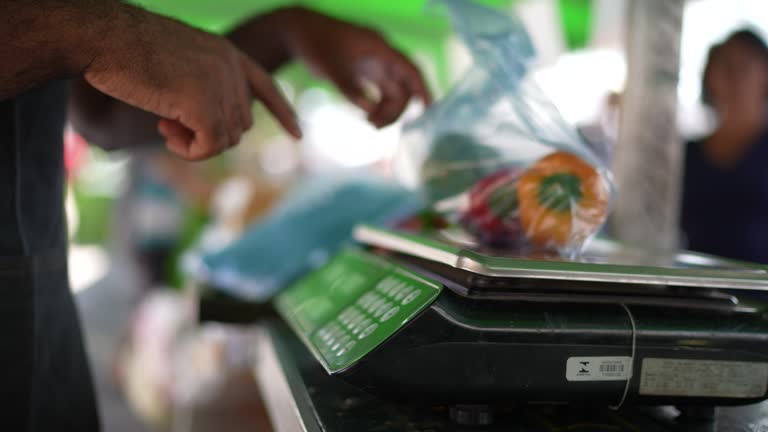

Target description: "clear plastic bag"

left=397, top=0, right=612, bottom=255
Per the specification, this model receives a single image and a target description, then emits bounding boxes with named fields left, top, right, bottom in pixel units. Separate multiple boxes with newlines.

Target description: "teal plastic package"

left=184, top=175, right=422, bottom=301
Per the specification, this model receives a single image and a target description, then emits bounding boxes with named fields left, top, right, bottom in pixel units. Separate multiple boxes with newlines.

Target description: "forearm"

left=0, top=1, right=128, bottom=100
left=69, top=78, right=162, bottom=151
left=227, top=7, right=303, bottom=73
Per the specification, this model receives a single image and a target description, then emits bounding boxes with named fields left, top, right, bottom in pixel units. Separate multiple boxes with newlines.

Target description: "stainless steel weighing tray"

left=353, top=224, right=768, bottom=292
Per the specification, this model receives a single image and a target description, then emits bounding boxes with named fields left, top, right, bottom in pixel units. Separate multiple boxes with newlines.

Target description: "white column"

left=611, top=0, right=685, bottom=251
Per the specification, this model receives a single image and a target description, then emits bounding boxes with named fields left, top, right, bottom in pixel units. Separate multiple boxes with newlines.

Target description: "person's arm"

left=4, top=0, right=300, bottom=160
left=233, top=7, right=431, bottom=128
left=70, top=6, right=432, bottom=151
left=0, top=1, right=115, bottom=100
left=4, top=0, right=159, bottom=150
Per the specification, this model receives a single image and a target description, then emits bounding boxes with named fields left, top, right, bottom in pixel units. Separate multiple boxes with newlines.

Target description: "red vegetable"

left=460, top=168, right=523, bottom=244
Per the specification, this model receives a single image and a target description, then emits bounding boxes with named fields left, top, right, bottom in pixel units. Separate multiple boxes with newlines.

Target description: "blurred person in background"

left=681, top=29, right=768, bottom=263
left=1, top=1, right=429, bottom=430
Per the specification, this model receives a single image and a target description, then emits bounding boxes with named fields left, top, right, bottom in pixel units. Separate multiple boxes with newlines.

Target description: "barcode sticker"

left=566, top=356, right=632, bottom=381
left=600, top=363, right=624, bottom=374
left=639, top=358, right=768, bottom=398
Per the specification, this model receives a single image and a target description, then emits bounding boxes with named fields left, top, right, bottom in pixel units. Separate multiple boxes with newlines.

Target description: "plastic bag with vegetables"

left=396, top=0, right=612, bottom=255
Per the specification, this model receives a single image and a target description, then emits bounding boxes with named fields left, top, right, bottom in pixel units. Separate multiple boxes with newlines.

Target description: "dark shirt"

left=0, top=82, right=99, bottom=430
left=0, top=83, right=68, bottom=255
left=681, top=131, right=768, bottom=264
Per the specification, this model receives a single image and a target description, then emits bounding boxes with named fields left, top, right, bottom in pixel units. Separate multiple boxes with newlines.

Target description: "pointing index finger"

left=397, top=56, right=432, bottom=107
left=240, top=55, right=302, bottom=139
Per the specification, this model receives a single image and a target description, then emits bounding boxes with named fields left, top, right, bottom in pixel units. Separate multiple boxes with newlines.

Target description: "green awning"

left=558, top=0, right=593, bottom=50
left=127, top=0, right=594, bottom=92
left=129, top=0, right=515, bottom=34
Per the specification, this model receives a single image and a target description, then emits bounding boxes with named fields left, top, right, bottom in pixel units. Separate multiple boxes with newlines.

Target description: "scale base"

left=449, top=405, right=496, bottom=426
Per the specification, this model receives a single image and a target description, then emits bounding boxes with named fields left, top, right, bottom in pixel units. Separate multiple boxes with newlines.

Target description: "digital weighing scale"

left=274, top=224, right=768, bottom=415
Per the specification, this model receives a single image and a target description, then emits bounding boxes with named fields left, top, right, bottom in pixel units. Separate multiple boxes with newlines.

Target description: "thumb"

left=335, top=76, right=375, bottom=113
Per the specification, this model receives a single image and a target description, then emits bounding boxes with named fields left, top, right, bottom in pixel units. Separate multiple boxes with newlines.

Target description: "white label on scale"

left=639, top=358, right=768, bottom=398
left=566, top=357, right=632, bottom=381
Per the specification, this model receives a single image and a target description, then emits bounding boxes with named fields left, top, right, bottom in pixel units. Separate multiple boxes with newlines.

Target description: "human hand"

left=84, top=6, right=301, bottom=161
left=233, top=7, right=431, bottom=128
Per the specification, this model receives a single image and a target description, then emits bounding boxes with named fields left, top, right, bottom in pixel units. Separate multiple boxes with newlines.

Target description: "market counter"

left=248, top=319, right=768, bottom=432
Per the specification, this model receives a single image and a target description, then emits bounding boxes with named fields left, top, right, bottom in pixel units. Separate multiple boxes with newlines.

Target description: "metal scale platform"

left=273, top=224, right=768, bottom=422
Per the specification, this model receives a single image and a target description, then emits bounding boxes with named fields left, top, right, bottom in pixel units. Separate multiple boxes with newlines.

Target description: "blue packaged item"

left=184, top=175, right=422, bottom=301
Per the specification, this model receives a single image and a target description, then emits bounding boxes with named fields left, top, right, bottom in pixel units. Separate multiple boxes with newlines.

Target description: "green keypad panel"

left=276, top=249, right=442, bottom=373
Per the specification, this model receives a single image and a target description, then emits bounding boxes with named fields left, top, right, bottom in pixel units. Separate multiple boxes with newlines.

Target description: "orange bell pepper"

left=517, top=151, right=609, bottom=248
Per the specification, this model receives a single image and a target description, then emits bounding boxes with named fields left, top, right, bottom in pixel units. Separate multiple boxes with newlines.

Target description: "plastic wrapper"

left=397, top=0, right=612, bottom=255
left=183, top=174, right=422, bottom=301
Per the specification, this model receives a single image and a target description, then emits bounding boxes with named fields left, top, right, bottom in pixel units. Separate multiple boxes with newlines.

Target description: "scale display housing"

left=275, top=226, right=768, bottom=406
